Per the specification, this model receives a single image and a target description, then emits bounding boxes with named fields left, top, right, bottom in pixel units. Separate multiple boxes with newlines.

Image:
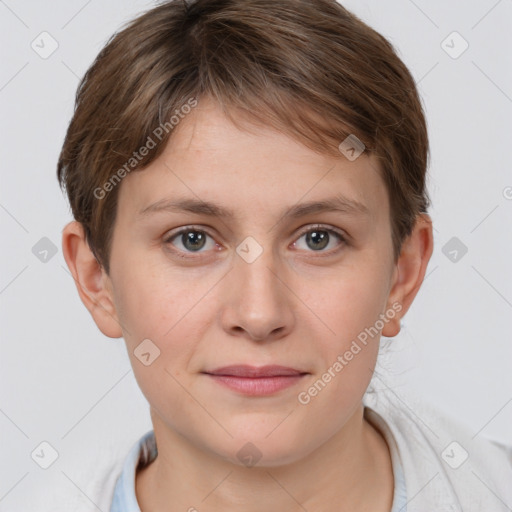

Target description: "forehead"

left=117, top=99, right=388, bottom=225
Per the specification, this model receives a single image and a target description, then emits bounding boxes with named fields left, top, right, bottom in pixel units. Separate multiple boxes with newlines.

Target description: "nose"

left=219, top=242, right=295, bottom=342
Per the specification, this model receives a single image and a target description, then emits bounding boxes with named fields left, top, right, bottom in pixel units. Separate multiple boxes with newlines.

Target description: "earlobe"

left=61, top=220, right=123, bottom=339
left=381, top=214, right=434, bottom=338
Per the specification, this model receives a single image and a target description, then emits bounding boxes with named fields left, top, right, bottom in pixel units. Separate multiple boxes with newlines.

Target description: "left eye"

left=293, top=225, right=346, bottom=253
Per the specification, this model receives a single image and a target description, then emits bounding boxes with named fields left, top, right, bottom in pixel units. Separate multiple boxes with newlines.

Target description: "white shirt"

left=108, top=386, right=512, bottom=511
left=362, top=387, right=512, bottom=511
left=109, top=421, right=408, bottom=511
left=21, top=386, right=512, bottom=511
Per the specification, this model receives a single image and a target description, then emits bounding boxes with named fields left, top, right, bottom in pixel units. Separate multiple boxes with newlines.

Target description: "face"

left=105, top=98, right=400, bottom=466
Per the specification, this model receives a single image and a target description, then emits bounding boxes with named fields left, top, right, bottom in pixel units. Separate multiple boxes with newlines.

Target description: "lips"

left=202, top=365, right=309, bottom=396
left=203, top=365, right=307, bottom=378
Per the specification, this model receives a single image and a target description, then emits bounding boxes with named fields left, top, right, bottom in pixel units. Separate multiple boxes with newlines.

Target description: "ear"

left=382, top=213, right=434, bottom=338
left=61, top=220, right=123, bottom=339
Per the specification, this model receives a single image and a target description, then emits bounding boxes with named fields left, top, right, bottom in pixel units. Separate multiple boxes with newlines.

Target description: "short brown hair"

left=57, top=0, right=430, bottom=275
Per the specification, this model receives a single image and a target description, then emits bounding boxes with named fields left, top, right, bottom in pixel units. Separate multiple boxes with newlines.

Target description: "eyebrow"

left=137, top=194, right=370, bottom=221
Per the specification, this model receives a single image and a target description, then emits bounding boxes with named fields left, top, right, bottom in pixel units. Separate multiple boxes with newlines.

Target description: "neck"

left=136, top=403, right=394, bottom=512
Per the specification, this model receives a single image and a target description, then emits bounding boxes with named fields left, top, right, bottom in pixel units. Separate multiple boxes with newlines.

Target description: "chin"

left=217, top=428, right=313, bottom=469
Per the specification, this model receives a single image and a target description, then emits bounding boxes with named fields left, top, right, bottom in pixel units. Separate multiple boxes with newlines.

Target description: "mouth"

left=201, top=365, right=309, bottom=396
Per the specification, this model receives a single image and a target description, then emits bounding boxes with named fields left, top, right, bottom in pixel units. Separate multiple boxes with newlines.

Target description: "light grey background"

left=1, top=0, right=511, bottom=509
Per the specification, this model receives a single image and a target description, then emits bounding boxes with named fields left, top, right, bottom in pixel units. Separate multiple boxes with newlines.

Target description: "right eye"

left=163, top=227, right=220, bottom=258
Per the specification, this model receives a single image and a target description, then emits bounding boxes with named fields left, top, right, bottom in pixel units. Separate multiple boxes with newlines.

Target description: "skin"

left=62, top=97, right=433, bottom=511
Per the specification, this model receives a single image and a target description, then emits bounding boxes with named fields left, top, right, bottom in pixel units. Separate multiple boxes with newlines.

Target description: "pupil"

left=183, top=231, right=205, bottom=251
left=307, top=230, right=328, bottom=250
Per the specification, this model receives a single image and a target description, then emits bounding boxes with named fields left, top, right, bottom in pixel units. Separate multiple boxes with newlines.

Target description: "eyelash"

left=163, top=224, right=348, bottom=259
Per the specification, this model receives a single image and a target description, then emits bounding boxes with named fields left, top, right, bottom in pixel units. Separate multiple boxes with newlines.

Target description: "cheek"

left=304, top=267, right=389, bottom=345
left=298, top=266, right=388, bottom=393
left=111, top=256, right=190, bottom=341
left=296, top=277, right=384, bottom=416
left=111, top=257, right=216, bottom=388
